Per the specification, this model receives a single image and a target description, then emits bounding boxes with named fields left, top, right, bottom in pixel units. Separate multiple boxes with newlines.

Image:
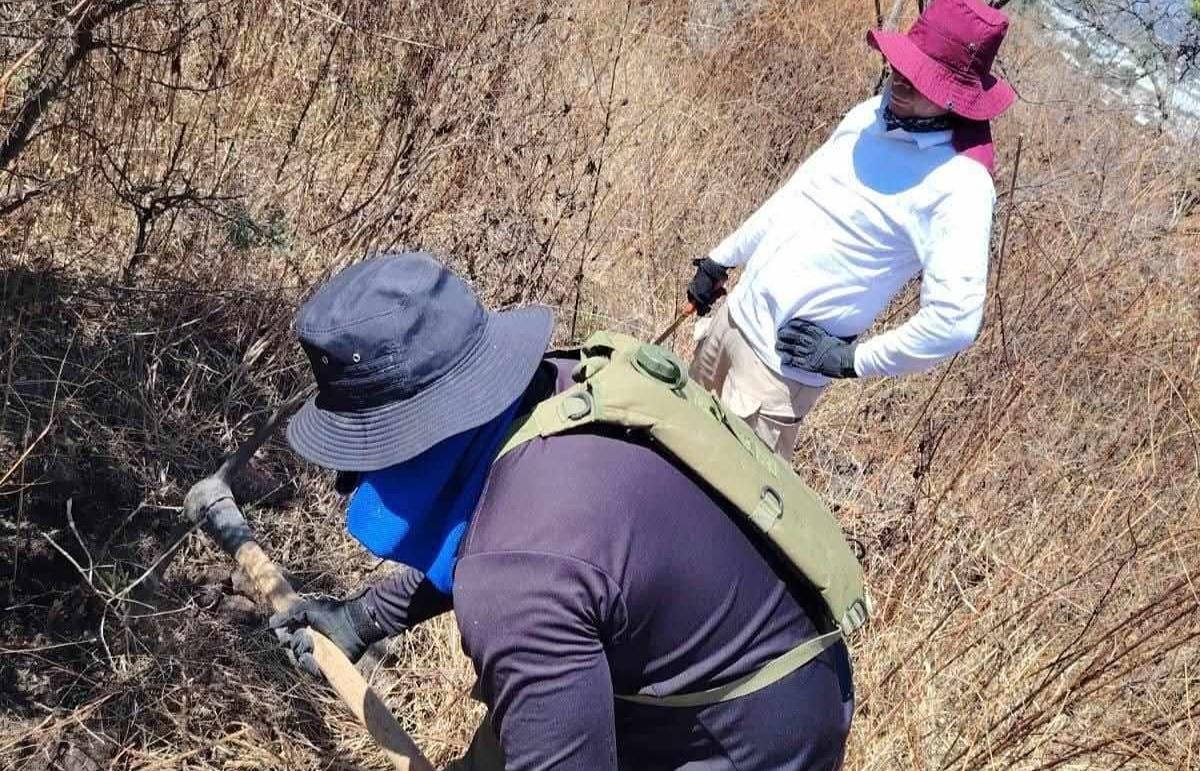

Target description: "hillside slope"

left=1, top=1, right=1197, bottom=769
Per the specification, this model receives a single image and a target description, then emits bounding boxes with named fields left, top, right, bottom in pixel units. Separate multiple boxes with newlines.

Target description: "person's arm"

left=708, top=101, right=869, bottom=269
left=269, top=565, right=452, bottom=674
left=453, top=551, right=623, bottom=771
left=361, top=564, right=453, bottom=635
left=854, top=177, right=996, bottom=377
left=707, top=169, right=798, bottom=269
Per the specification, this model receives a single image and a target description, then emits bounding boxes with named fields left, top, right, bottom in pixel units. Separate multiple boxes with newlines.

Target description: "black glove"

left=686, top=257, right=729, bottom=316
left=268, top=593, right=386, bottom=676
left=776, top=319, right=858, bottom=379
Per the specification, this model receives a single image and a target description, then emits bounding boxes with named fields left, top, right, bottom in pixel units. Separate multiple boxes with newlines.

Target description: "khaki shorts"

left=688, top=303, right=824, bottom=458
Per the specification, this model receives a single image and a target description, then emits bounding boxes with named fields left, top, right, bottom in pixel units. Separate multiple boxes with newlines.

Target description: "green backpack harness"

left=496, top=331, right=871, bottom=708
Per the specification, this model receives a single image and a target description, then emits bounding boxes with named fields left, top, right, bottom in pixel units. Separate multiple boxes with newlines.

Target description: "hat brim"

left=867, top=29, right=1015, bottom=121
left=286, top=305, right=555, bottom=472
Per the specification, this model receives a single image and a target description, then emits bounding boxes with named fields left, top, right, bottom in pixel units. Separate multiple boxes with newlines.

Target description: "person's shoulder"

left=933, top=154, right=997, bottom=203
left=464, top=429, right=658, bottom=558
left=839, top=96, right=885, bottom=131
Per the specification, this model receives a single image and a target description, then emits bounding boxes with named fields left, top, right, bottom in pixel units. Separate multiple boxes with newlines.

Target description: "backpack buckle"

left=750, top=485, right=784, bottom=530
left=558, top=391, right=593, bottom=421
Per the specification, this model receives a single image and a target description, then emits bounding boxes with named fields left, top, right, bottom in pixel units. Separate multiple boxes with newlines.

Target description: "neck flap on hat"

left=951, top=119, right=995, bottom=176
left=344, top=396, right=524, bottom=593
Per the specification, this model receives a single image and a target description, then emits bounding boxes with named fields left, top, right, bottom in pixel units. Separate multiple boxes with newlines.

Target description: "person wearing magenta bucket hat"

left=266, top=252, right=856, bottom=770
left=868, top=0, right=1015, bottom=122
left=685, top=0, right=1015, bottom=460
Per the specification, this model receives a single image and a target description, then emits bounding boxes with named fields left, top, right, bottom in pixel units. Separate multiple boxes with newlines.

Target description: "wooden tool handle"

left=653, top=301, right=700, bottom=345
left=235, top=541, right=434, bottom=771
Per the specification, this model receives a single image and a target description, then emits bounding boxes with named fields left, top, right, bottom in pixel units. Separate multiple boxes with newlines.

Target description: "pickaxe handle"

left=233, top=537, right=433, bottom=771
left=653, top=301, right=697, bottom=345
left=187, top=391, right=433, bottom=771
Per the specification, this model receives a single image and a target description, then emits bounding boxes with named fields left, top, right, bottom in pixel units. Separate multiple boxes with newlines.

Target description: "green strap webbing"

left=498, top=387, right=595, bottom=461
left=614, top=630, right=843, bottom=708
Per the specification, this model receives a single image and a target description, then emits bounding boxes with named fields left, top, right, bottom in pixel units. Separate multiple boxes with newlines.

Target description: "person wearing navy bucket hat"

left=685, top=0, right=1015, bottom=459
left=267, top=251, right=856, bottom=770
left=285, top=252, right=554, bottom=474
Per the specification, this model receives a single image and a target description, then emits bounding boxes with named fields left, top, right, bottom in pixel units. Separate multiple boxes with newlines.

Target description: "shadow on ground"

left=0, top=262, right=357, bottom=769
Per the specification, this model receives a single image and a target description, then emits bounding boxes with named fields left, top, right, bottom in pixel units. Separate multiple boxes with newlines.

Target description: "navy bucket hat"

left=286, top=252, right=554, bottom=471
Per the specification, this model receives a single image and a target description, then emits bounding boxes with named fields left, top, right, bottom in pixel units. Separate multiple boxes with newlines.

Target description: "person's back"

left=453, top=360, right=854, bottom=771
left=262, top=252, right=858, bottom=770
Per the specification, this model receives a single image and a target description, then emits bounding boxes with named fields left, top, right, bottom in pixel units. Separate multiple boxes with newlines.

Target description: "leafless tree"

left=1047, top=0, right=1200, bottom=126
left=0, top=2, right=146, bottom=208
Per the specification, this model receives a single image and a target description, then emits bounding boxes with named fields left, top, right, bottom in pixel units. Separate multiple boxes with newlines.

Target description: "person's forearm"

left=708, top=229, right=756, bottom=268
left=708, top=171, right=801, bottom=268
left=854, top=304, right=982, bottom=377
left=709, top=204, right=775, bottom=269
left=361, top=566, right=453, bottom=636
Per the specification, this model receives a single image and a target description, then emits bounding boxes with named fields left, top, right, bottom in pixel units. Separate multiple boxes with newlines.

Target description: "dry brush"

left=1, top=1, right=1198, bottom=769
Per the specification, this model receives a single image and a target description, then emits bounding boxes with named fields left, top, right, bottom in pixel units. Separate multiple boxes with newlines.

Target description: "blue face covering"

left=344, top=398, right=522, bottom=593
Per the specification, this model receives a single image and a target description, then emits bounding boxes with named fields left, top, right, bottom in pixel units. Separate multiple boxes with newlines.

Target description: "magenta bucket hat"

left=868, top=0, right=1015, bottom=121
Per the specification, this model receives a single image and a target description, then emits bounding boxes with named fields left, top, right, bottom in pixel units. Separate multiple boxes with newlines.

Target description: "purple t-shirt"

left=367, top=361, right=854, bottom=770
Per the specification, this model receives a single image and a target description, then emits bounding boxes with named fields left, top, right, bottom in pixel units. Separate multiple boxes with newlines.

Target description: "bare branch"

left=0, top=182, right=47, bottom=215
left=0, top=0, right=143, bottom=171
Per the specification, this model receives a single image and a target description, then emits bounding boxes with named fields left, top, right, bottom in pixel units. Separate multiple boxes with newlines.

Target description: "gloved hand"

left=686, top=257, right=729, bottom=316
left=182, top=476, right=235, bottom=524
left=776, top=319, right=858, bottom=379
left=268, top=594, right=386, bottom=676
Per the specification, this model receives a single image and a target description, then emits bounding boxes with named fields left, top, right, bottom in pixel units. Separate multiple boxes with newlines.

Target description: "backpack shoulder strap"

left=497, top=382, right=597, bottom=459
left=497, top=332, right=627, bottom=459
left=615, top=629, right=843, bottom=707
left=491, top=330, right=868, bottom=708
left=497, top=330, right=870, bottom=639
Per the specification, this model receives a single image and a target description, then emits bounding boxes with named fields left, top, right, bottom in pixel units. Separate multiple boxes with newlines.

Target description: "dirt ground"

left=2, top=1, right=1199, bottom=769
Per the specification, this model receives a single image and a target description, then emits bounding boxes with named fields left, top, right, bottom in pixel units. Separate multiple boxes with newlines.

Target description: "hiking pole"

left=653, top=301, right=696, bottom=345
left=183, top=391, right=433, bottom=771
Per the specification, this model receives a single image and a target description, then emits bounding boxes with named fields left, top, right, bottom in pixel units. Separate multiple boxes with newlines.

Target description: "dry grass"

left=1, top=0, right=1198, bottom=769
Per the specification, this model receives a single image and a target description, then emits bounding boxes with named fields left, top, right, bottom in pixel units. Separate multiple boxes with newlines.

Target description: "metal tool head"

left=215, top=387, right=315, bottom=483
left=183, top=475, right=253, bottom=553
left=183, top=475, right=235, bottom=525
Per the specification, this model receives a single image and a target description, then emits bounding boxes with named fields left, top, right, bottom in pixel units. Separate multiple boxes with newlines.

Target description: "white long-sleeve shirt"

left=710, top=96, right=996, bottom=386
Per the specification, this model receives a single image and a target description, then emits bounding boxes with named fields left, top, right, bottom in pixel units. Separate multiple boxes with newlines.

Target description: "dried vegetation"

left=1, top=1, right=1198, bottom=769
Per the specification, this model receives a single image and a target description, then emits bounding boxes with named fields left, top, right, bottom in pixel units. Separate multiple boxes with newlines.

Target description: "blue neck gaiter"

left=344, top=398, right=522, bottom=593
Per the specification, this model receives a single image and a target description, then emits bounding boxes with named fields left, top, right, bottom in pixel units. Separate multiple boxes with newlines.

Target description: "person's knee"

left=688, top=334, right=726, bottom=391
